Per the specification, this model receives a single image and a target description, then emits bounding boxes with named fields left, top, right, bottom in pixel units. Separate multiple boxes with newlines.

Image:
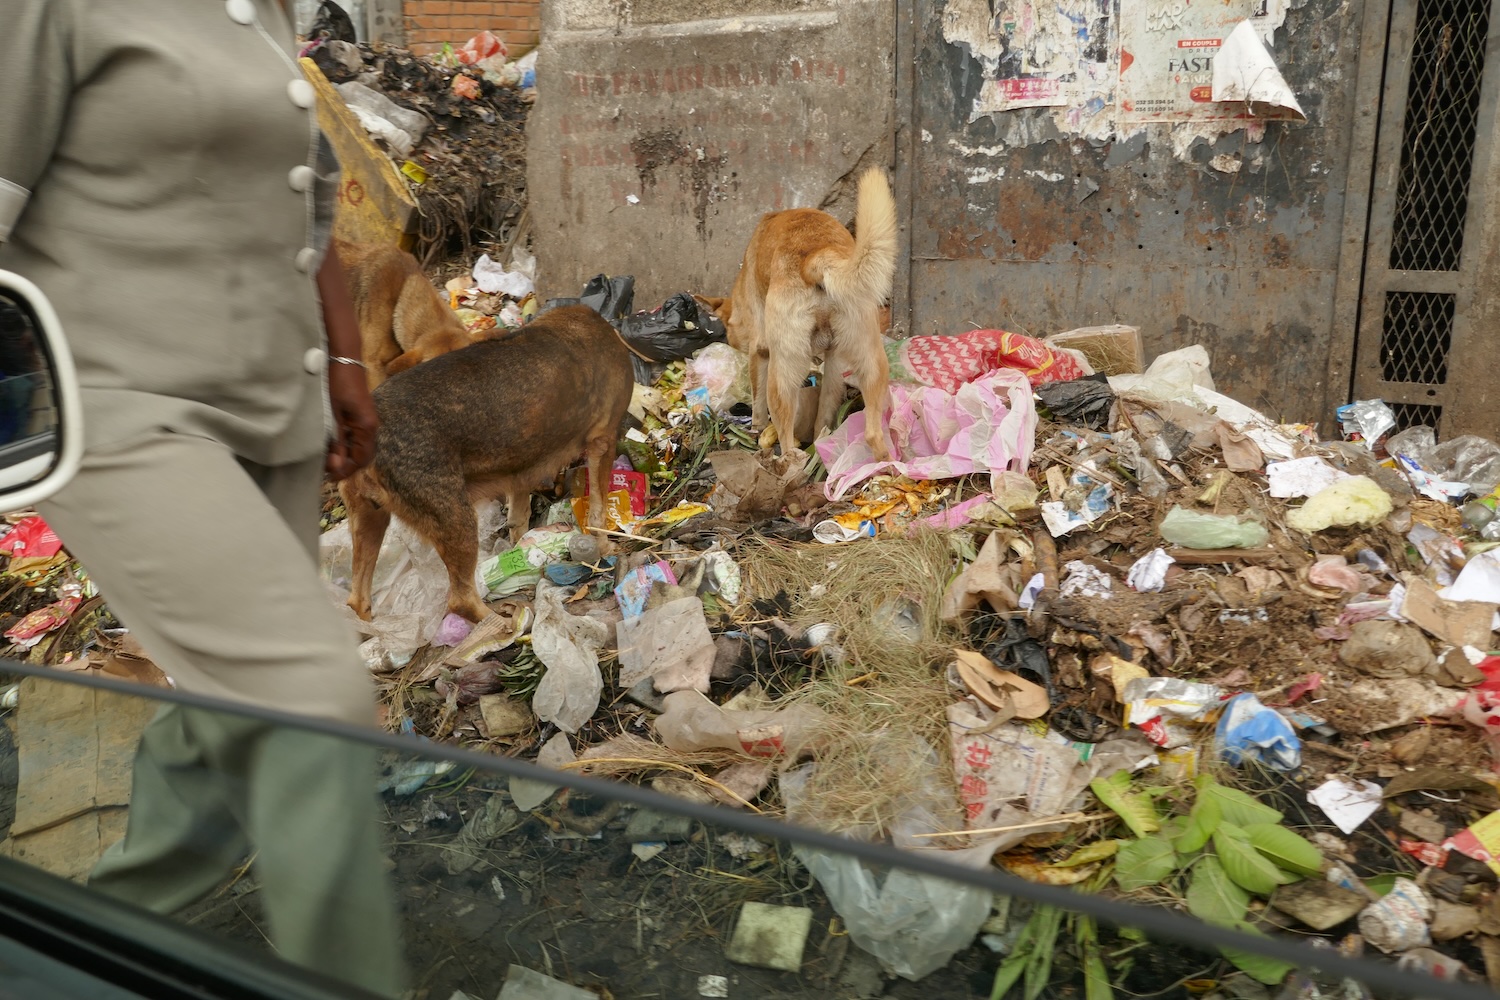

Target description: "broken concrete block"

left=726, top=901, right=812, bottom=973
left=1272, top=880, right=1368, bottom=931
left=497, top=965, right=596, bottom=1000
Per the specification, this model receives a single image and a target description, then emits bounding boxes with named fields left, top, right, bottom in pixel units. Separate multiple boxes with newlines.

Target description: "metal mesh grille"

left=1381, top=291, right=1454, bottom=383
left=1391, top=402, right=1444, bottom=432
left=1388, top=0, right=1492, bottom=271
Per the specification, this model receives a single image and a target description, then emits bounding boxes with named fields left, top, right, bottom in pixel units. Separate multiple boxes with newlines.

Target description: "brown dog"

left=336, top=238, right=475, bottom=390
left=340, top=306, right=634, bottom=623
left=722, top=168, right=898, bottom=461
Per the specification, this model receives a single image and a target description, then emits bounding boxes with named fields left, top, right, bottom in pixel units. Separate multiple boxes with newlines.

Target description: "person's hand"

left=325, top=360, right=378, bottom=481
left=316, top=245, right=378, bottom=480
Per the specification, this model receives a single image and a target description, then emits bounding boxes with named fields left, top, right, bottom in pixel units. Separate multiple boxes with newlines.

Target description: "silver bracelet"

left=330, top=356, right=366, bottom=368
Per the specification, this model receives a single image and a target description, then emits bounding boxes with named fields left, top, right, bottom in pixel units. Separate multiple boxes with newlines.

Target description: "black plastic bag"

left=579, top=274, right=636, bottom=327
left=309, top=0, right=358, bottom=43
left=547, top=277, right=726, bottom=384
left=1035, top=372, right=1114, bottom=430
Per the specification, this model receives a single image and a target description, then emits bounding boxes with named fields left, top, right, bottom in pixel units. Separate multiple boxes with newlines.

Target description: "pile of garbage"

left=0, top=515, right=166, bottom=688
left=304, top=18, right=535, bottom=264
left=313, top=281, right=1500, bottom=992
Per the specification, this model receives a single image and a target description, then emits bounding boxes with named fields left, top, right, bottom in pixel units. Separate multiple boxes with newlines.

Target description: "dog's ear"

left=384, top=350, right=422, bottom=377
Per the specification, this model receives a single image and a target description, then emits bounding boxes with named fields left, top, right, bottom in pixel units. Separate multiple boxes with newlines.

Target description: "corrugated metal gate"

left=1351, top=0, right=1500, bottom=437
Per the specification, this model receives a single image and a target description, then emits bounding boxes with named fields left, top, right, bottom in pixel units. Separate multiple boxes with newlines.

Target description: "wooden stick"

left=912, top=811, right=1103, bottom=839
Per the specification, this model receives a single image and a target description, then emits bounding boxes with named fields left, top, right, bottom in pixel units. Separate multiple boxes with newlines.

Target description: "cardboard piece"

left=1403, top=577, right=1496, bottom=649
left=6, top=676, right=156, bottom=881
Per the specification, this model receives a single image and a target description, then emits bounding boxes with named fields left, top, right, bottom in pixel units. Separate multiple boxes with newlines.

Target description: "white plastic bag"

left=779, top=743, right=994, bottom=981
left=319, top=501, right=508, bottom=665
left=529, top=582, right=609, bottom=733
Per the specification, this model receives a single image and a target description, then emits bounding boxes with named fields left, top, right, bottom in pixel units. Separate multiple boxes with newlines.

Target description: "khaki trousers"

left=38, top=431, right=405, bottom=997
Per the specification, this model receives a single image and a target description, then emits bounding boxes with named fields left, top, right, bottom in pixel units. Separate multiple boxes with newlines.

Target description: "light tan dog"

left=336, top=239, right=475, bottom=390
left=719, top=168, right=897, bottom=461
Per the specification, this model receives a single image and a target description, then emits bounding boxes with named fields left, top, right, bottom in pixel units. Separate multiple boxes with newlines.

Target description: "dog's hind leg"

left=831, top=303, right=892, bottom=462
left=342, top=474, right=392, bottom=621
left=764, top=284, right=816, bottom=455
left=581, top=420, right=616, bottom=539
left=394, top=488, right=490, bottom=623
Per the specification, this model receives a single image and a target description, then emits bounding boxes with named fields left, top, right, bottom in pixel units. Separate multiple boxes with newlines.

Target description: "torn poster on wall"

left=972, top=0, right=1114, bottom=113
left=1117, top=0, right=1296, bottom=123
left=942, top=0, right=1301, bottom=135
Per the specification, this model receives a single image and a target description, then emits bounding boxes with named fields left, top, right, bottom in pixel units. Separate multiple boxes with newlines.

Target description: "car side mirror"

left=0, top=271, right=83, bottom=510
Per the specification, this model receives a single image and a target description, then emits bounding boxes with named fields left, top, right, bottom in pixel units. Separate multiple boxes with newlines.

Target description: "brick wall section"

left=403, top=0, right=541, bottom=55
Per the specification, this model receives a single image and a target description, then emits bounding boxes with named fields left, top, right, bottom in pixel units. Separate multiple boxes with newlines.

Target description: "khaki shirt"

left=0, top=0, right=338, bottom=466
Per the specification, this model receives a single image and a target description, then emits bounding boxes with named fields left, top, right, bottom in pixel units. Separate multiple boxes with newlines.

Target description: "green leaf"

left=1186, top=855, right=1250, bottom=928
left=1024, top=905, right=1064, bottom=1000
left=990, top=950, right=1028, bottom=1000
left=1243, top=823, right=1323, bottom=878
left=1114, top=836, right=1179, bottom=892
left=1090, top=770, right=1160, bottom=839
left=1195, top=777, right=1283, bottom=827
left=1056, top=840, right=1122, bottom=867
left=1221, top=924, right=1296, bottom=985
left=1078, top=917, right=1114, bottom=1000
left=1173, top=788, right=1222, bottom=855
left=1214, top=824, right=1295, bottom=896
left=1364, top=873, right=1397, bottom=898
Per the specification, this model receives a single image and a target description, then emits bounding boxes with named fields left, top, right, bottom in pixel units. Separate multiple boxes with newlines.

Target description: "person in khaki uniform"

left=0, top=0, right=406, bottom=994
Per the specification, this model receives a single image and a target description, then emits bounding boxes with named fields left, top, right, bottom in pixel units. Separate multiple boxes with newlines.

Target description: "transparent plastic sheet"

left=1387, top=425, right=1500, bottom=495
left=320, top=501, right=510, bottom=666
left=779, top=742, right=996, bottom=981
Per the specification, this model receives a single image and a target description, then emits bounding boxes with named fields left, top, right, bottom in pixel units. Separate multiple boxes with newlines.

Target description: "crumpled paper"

left=816, top=368, right=1036, bottom=502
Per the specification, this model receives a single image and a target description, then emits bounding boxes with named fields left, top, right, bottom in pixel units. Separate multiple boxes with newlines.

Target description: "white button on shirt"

left=287, top=79, right=316, bottom=109
left=288, top=165, right=315, bottom=192
left=294, top=247, right=318, bottom=273
left=303, top=348, right=327, bottom=375
left=225, top=0, right=255, bottom=25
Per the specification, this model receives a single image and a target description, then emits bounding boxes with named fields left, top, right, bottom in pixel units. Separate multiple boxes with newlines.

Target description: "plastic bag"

left=529, top=582, right=609, bottom=734
left=471, top=253, right=534, bottom=299
left=336, top=82, right=428, bottom=159
left=321, top=501, right=510, bottom=665
left=1035, top=373, right=1114, bottom=429
left=684, top=342, right=751, bottom=415
left=654, top=690, right=825, bottom=758
left=1338, top=399, right=1397, bottom=449
left=1108, top=344, right=1215, bottom=402
left=780, top=748, right=995, bottom=981
left=1158, top=505, right=1268, bottom=549
left=1387, top=425, right=1500, bottom=496
left=1215, top=692, right=1301, bottom=770
left=619, top=292, right=729, bottom=383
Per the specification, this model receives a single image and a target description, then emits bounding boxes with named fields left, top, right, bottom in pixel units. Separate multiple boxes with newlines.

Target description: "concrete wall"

left=402, top=0, right=542, bottom=54
left=529, top=1, right=897, bottom=308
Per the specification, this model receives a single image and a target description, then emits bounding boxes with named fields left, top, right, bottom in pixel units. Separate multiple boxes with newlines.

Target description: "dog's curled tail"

left=823, top=167, right=897, bottom=310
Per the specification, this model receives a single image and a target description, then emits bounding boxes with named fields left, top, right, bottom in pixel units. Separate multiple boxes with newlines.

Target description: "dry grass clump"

left=736, top=529, right=970, bottom=836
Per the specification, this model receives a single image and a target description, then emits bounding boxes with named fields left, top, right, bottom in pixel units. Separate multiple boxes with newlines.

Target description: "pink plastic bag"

left=815, top=367, right=1036, bottom=501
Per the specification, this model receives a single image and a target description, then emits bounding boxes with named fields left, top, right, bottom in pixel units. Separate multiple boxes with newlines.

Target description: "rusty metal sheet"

left=908, top=0, right=1366, bottom=425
